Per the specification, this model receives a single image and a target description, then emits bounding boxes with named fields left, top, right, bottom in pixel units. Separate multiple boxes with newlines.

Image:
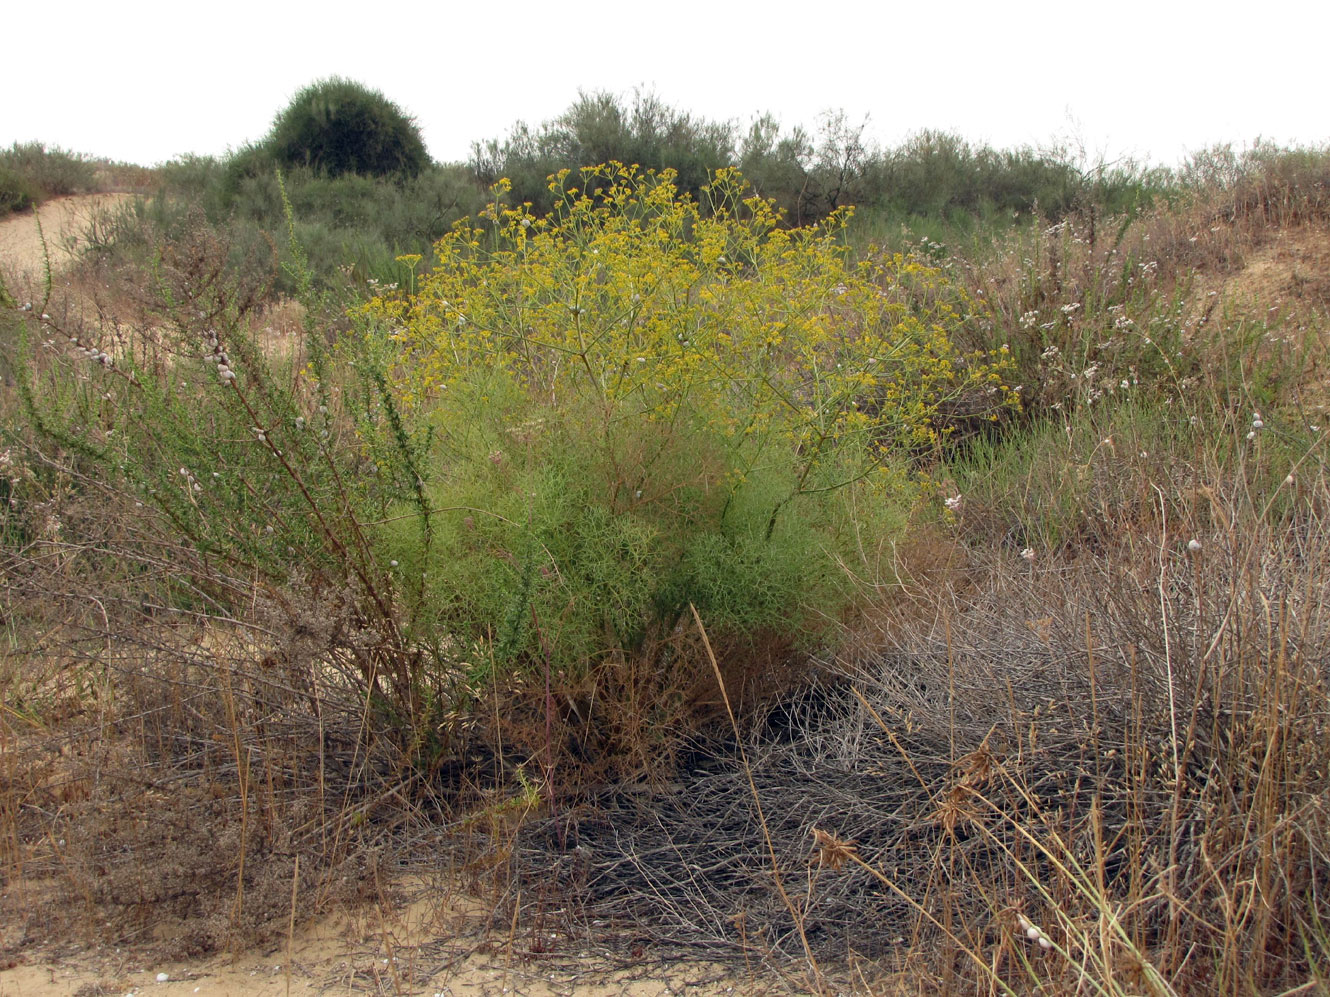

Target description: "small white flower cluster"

left=1020, top=310, right=1039, bottom=329
left=1020, top=547, right=1036, bottom=563
left=203, top=329, right=237, bottom=384
left=1017, top=914, right=1054, bottom=951
left=944, top=494, right=963, bottom=512
left=1060, top=302, right=1081, bottom=316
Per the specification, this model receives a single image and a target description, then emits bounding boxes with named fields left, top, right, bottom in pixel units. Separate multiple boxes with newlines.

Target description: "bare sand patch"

left=0, top=886, right=745, bottom=997
left=0, top=194, right=138, bottom=285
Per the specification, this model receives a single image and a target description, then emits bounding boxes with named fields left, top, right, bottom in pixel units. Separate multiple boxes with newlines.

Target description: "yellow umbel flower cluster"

left=364, top=163, right=1011, bottom=482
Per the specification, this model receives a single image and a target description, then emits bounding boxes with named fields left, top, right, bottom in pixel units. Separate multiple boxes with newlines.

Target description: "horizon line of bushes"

left=6, top=84, right=1327, bottom=294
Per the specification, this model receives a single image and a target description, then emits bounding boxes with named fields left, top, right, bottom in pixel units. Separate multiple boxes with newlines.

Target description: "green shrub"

left=263, top=78, right=429, bottom=180
left=0, top=165, right=38, bottom=217
left=0, top=142, right=98, bottom=217
left=156, top=153, right=232, bottom=218
left=362, top=165, right=1015, bottom=684
left=150, top=141, right=484, bottom=293
left=472, top=103, right=1168, bottom=246
left=217, top=141, right=278, bottom=209
left=473, top=90, right=735, bottom=213
left=0, top=141, right=97, bottom=200
left=195, top=161, right=481, bottom=292
left=737, top=114, right=816, bottom=224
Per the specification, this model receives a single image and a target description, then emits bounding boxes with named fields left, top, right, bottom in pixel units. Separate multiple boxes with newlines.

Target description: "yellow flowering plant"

left=361, top=164, right=1013, bottom=681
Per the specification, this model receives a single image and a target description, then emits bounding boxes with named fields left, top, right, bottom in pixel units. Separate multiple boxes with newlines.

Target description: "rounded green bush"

left=264, top=78, right=429, bottom=180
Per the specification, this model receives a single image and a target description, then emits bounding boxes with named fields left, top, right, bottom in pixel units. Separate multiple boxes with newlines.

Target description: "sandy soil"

left=0, top=941, right=743, bottom=997
left=0, top=948, right=742, bottom=997
left=0, top=889, right=748, bottom=997
left=0, top=193, right=137, bottom=284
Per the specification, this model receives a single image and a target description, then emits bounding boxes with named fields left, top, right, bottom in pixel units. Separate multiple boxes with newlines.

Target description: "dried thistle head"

left=810, top=826, right=858, bottom=871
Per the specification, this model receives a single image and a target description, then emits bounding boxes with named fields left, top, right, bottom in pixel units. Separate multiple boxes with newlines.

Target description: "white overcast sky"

left=3, top=0, right=1325, bottom=171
